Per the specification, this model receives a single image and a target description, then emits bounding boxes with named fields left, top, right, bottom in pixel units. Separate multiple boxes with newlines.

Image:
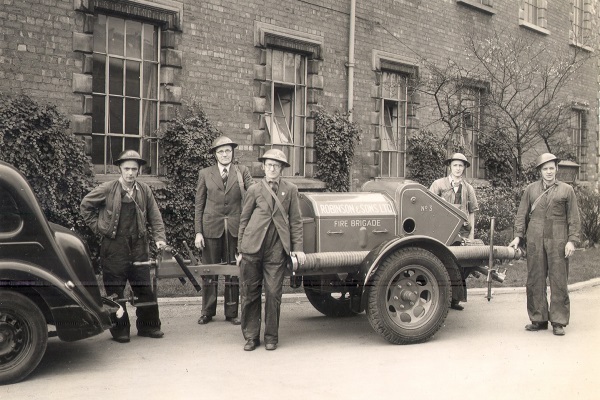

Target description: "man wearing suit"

left=195, top=136, right=254, bottom=325
left=237, top=149, right=306, bottom=351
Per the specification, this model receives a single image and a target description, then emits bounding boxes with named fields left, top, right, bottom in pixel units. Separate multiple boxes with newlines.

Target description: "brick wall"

left=0, top=0, right=82, bottom=111
left=0, top=0, right=597, bottom=185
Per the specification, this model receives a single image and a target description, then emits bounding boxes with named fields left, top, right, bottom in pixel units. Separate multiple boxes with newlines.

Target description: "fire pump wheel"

left=366, top=247, right=451, bottom=344
left=303, top=275, right=359, bottom=318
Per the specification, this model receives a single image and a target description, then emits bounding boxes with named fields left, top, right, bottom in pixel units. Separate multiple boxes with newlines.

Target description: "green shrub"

left=474, top=185, right=519, bottom=244
left=314, top=109, right=362, bottom=192
left=478, top=128, right=515, bottom=186
left=406, top=130, right=446, bottom=187
left=154, top=101, right=220, bottom=251
left=575, top=186, right=600, bottom=246
left=0, top=93, right=97, bottom=251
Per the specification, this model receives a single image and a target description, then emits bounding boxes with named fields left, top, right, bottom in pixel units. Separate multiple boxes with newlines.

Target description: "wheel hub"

left=386, top=266, right=438, bottom=329
left=0, top=314, right=25, bottom=359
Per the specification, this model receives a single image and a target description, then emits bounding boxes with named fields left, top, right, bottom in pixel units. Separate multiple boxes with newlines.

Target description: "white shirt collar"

left=218, top=162, right=230, bottom=173
left=119, top=177, right=138, bottom=191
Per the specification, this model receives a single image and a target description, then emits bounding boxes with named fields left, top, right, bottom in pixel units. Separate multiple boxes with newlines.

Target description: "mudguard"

left=0, top=260, right=114, bottom=341
left=356, top=235, right=460, bottom=311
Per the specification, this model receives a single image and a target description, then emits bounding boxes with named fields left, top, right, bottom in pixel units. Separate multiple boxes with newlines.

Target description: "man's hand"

left=565, top=241, right=575, bottom=258
left=508, top=237, right=520, bottom=249
left=292, top=251, right=307, bottom=266
left=156, top=240, right=166, bottom=249
left=235, top=253, right=242, bottom=266
left=195, top=233, right=205, bottom=249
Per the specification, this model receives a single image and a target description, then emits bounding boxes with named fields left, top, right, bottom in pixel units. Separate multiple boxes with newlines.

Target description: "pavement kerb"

left=157, top=277, right=600, bottom=306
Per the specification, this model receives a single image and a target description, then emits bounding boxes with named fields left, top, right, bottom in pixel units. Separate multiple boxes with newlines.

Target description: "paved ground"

left=2, top=279, right=600, bottom=400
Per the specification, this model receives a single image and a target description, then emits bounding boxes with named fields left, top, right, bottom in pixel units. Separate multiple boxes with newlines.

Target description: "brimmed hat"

left=114, top=150, right=147, bottom=166
left=258, top=149, right=290, bottom=168
left=445, top=153, right=470, bottom=168
left=535, top=153, right=560, bottom=169
left=211, top=136, right=238, bottom=152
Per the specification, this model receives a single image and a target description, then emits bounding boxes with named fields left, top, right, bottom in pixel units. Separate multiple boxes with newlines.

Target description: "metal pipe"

left=292, top=251, right=368, bottom=274
left=347, top=0, right=356, bottom=122
left=486, top=217, right=496, bottom=300
left=449, top=245, right=523, bottom=261
left=290, top=245, right=523, bottom=275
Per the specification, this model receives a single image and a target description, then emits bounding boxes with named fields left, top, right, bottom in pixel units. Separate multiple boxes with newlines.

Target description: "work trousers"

left=201, top=232, right=239, bottom=318
left=526, top=237, right=570, bottom=326
left=240, top=223, right=287, bottom=345
left=102, top=235, right=161, bottom=338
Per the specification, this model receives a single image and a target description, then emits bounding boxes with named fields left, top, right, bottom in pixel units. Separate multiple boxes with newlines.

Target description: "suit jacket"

left=238, top=178, right=303, bottom=255
left=194, top=163, right=254, bottom=239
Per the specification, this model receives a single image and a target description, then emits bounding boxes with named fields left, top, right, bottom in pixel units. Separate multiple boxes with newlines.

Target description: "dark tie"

left=269, top=181, right=278, bottom=205
left=222, top=168, right=228, bottom=186
left=453, top=182, right=462, bottom=205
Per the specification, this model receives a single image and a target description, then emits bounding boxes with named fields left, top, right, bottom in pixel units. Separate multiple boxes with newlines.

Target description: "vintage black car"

left=0, top=161, right=119, bottom=384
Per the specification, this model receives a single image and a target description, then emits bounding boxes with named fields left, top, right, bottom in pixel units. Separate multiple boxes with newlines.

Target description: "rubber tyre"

left=0, top=291, right=48, bottom=385
left=303, top=275, right=358, bottom=318
left=366, top=247, right=451, bottom=344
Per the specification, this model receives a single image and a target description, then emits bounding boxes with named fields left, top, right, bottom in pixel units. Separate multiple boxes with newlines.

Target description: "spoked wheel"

left=366, top=247, right=451, bottom=344
left=0, top=291, right=48, bottom=385
left=303, top=275, right=359, bottom=318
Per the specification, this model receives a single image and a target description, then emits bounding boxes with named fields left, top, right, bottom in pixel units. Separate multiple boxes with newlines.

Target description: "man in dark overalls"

left=81, top=150, right=167, bottom=343
left=509, top=153, right=580, bottom=336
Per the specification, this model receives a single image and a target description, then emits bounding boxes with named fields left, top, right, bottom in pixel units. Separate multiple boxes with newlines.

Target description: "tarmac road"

left=3, top=281, right=600, bottom=400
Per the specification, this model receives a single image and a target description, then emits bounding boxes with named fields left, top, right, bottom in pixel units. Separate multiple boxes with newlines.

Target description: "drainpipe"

left=347, top=0, right=356, bottom=122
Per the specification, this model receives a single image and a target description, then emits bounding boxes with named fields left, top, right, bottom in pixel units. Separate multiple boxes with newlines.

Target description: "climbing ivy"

left=154, top=101, right=220, bottom=250
left=0, top=93, right=98, bottom=252
left=314, top=109, right=362, bottom=192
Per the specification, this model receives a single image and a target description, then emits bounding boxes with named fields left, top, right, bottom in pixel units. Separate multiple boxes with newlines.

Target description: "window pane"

left=143, top=62, right=158, bottom=99
left=108, top=136, right=124, bottom=165
left=295, top=54, right=304, bottom=85
left=91, top=135, right=105, bottom=165
left=92, top=54, right=106, bottom=93
left=92, top=95, right=105, bottom=133
left=125, top=137, right=139, bottom=152
left=108, top=58, right=124, bottom=95
left=125, top=98, right=140, bottom=135
left=381, top=153, right=390, bottom=177
left=143, top=24, right=158, bottom=62
left=126, top=20, right=142, bottom=59
left=284, top=52, right=295, bottom=84
left=292, top=146, right=304, bottom=176
left=382, top=101, right=398, bottom=151
left=93, top=15, right=107, bottom=53
left=142, top=138, right=156, bottom=175
left=107, top=16, right=124, bottom=57
left=142, top=100, right=158, bottom=137
left=125, top=60, right=140, bottom=97
left=294, top=117, right=305, bottom=146
left=272, top=88, right=293, bottom=144
left=272, top=50, right=283, bottom=82
left=294, top=85, right=305, bottom=116
left=109, top=97, right=123, bottom=134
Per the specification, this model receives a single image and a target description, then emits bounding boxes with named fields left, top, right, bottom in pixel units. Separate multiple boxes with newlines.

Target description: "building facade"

left=0, top=0, right=597, bottom=188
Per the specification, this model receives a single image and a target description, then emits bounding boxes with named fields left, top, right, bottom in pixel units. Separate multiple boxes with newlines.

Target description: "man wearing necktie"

left=194, top=136, right=254, bottom=326
left=429, top=152, right=479, bottom=311
left=509, top=153, right=580, bottom=336
left=237, top=149, right=306, bottom=351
